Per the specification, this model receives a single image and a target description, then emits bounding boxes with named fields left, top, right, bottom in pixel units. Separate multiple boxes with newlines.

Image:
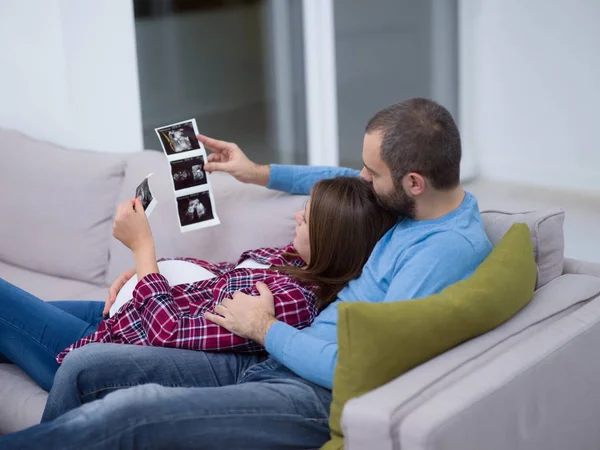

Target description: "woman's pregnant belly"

left=109, top=258, right=271, bottom=318
left=110, top=260, right=217, bottom=317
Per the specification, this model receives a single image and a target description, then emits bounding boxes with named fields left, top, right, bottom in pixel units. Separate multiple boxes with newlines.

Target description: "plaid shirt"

left=57, top=244, right=317, bottom=363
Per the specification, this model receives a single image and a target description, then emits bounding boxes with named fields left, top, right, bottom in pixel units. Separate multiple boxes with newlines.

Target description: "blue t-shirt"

left=264, top=165, right=493, bottom=389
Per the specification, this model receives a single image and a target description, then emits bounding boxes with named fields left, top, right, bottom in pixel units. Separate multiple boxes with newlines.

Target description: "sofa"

left=1, top=129, right=600, bottom=449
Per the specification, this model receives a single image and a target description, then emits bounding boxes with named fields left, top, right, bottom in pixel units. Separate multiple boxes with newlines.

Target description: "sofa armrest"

left=341, top=274, right=600, bottom=450
left=398, top=295, right=600, bottom=450
left=563, top=257, right=600, bottom=277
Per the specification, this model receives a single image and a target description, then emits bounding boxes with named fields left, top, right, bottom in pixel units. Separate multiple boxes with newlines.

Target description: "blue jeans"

left=3, top=344, right=332, bottom=449
left=0, top=278, right=104, bottom=391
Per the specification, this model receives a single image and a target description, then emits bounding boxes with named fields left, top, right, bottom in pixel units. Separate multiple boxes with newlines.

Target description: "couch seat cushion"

left=0, top=364, right=47, bottom=435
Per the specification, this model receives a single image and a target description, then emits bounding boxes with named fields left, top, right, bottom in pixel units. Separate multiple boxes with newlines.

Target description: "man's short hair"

left=365, top=98, right=461, bottom=190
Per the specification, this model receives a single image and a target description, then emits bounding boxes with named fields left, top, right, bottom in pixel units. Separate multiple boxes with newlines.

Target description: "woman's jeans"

left=0, top=278, right=104, bottom=391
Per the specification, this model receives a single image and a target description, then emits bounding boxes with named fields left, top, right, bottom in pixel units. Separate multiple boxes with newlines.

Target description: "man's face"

left=359, top=131, right=416, bottom=218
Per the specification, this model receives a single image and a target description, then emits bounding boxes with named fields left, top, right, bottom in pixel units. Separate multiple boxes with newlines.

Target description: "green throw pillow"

left=322, top=223, right=537, bottom=450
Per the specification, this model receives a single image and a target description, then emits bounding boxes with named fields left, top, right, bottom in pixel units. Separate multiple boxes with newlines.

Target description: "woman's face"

left=293, top=200, right=311, bottom=264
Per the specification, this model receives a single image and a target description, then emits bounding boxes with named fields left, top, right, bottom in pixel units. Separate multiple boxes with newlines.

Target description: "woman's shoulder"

left=239, top=243, right=303, bottom=267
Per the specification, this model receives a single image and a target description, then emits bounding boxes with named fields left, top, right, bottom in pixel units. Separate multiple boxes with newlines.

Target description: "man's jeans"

left=2, top=344, right=332, bottom=450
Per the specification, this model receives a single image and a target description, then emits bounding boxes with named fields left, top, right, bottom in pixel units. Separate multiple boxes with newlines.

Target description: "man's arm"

left=267, top=233, right=481, bottom=389
left=268, top=165, right=361, bottom=195
left=264, top=316, right=338, bottom=389
left=204, top=283, right=339, bottom=389
left=209, top=233, right=482, bottom=389
left=198, top=134, right=360, bottom=195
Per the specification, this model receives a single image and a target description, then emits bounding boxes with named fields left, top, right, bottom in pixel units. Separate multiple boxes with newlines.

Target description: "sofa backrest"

left=106, top=151, right=307, bottom=284
left=0, top=129, right=126, bottom=285
left=481, top=208, right=565, bottom=289
left=0, top=128, right=569, bottom=293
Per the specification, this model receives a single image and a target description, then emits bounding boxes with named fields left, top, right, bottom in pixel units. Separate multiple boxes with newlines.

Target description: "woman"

left=0, top=177, right=396, bottom=392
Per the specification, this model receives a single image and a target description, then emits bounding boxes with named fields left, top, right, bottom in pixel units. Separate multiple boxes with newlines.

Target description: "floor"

left=465, top=178, right=600, bottom=263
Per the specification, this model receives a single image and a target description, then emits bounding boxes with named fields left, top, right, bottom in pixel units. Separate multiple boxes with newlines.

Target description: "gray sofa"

left=1, top=129, right=600, bottom=450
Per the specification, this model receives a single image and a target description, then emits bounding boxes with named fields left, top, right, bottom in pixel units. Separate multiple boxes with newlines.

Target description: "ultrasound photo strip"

left=176, top=190, right=220, bottom=232
left=155, top=118, right=220, bottom=232
left=169, top=155, right=208, bottom=194
left=135, top=173, right=157, bottom=217
left=155, top=119, right=205, bottom=162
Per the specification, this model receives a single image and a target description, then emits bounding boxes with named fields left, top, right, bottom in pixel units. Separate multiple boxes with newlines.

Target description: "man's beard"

left=376, top=187, right=416, bottom=218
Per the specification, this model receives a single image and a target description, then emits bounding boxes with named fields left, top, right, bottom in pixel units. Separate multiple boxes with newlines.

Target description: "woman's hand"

left=112, top=198, right=153, bottom=252
left=103, top=267, right=136, bottom=318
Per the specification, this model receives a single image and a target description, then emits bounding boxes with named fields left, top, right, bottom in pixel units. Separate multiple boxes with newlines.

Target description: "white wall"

left=460, top=0, right=600, bottom=193
left=0, top=0, right=143, bottom=152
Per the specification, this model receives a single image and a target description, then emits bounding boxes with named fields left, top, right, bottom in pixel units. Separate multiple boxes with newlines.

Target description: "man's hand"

left=198, top=134, right=270, bottom=186
left=205, top=282, right=278, bottom=345
left=112, top=198, right=153, bottom=252
left=103, top=267, right=136, bottom=318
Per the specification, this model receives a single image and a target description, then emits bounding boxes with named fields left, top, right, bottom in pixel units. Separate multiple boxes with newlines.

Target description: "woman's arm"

left=133, top=242, right=159, bottom=280
left=112, top=197, right=160, bottom=280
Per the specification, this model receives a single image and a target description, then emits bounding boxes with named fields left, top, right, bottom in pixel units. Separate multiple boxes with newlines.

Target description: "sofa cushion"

left=481, top=208, right=565, bottom=289
left=107, top=152, right=307, bottom=284
left=0, top=129, right=126, bottom=285
left=323, top=224, right=537, bottom=450
left=0, top=364, right=47, bottom=435
left=0, top=260, right=107, bottom=301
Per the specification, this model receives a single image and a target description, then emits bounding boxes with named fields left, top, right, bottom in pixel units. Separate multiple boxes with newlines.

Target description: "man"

left=1, top=98, right=492, bottom=449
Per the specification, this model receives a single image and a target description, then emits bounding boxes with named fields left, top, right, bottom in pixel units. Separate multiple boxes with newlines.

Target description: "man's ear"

left=405, top=173, right=426, bottom=195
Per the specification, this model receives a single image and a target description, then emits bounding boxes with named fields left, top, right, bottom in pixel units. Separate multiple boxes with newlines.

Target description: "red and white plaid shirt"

left=57, top=244, right=317, bottom=363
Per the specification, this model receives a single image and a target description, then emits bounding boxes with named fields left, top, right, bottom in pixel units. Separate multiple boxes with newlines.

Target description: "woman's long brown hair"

left=280, top=177, right=397, bottom=310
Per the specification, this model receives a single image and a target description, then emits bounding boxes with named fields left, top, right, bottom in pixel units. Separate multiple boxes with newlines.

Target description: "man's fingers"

left=205, top=312, right=225, bottom=326
left=207, top=153, right=223, bottom=163
left=231, top=291, right=246, bottom=301
left=197, top=134, right=230, bottom=153
left=213, top=304, right=227, bottom=316
left=256, top=282, right=273, bottom=298
left=203, top=162, right=228, bottom=173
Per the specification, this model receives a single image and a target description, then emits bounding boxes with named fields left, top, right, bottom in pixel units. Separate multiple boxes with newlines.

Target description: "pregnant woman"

left=0, top=176, right=396, bottom=392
